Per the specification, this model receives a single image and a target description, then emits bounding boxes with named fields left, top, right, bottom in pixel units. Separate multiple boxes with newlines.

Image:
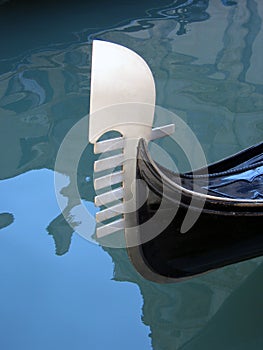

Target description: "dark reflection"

left=47, top=214, right=74, bottom=256
left=0, top=0, right=174, bottom=72
left=105, top=0, right=211, bottom=37
left=104, top=245, right=263, bottom=349
left=181, top=262, right=263, bottom=350
left=221, top=0, right=237, bottom=6
left=152, top=0, right=210, bottom=36
left=0, top=212, right=14, bottom=230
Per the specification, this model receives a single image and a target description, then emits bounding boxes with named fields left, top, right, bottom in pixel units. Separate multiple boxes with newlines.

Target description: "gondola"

left=130, top=138, right=263, bottom=282
left=89, top=40, right=263, bottom=282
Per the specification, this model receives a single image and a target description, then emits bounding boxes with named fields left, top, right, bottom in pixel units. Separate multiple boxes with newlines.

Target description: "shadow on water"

left=180, top=262, right=263, bottom=350
left=104, top=245, right=263, bottom=349
left=1, top=0, right=263, bottom=349
left=0, top=212, right=14, bottom=229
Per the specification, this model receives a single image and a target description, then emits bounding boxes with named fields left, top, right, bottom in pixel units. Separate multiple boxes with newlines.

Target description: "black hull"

left=127, top=139, right=263, bottom=282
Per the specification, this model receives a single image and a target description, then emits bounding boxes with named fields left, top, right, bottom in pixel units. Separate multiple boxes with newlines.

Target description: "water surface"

left=1, top=1, right=263, bottom=349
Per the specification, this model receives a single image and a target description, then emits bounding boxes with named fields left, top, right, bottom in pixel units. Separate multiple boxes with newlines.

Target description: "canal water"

left=0, top=1, right=263, bottom=349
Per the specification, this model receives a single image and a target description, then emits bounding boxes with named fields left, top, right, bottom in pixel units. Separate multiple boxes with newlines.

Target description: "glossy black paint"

left=128, top=139, right=263, bottom=282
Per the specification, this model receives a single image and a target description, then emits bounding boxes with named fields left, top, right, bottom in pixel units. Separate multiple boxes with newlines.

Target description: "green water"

left=0, top=0, right=263, bottom=349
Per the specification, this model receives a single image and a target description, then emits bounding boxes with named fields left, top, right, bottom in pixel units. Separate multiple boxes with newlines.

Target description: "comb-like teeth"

left=151, top=124, right=175, bottom=140
left=93, top=123, right=175, bottom=239
left=94, top=170, right=124, bottom=191
left=94, top=154, right=124, bottom=172
left=96, top=218, right=125, bottom=238
left=96, top=203, right=124, bottom=222
left=95, top=187, right=123, bottom=206
left=94, top=137, right=124, bottom=154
